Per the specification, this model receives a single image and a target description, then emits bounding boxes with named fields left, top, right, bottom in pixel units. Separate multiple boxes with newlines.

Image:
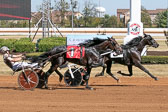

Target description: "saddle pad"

left=66, top=46, right=85, bottom=59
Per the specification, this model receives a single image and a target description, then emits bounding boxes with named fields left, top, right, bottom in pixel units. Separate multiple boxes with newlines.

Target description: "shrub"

left=142, top=56, right=168, bottom=64
left=14, top=38, right=35, bottom=53
left=0, top=37, right=66, bottom=53
left=37, top=37, right=66, bottom=52
left=0, top=39, right=17, bottom=50
left=15, top=42, right=35, bottom=53
left=0, top=38, right=35, bottom=53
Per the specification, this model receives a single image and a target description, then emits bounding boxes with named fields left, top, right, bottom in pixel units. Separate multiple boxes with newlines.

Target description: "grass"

left=0, top=55, right=168, bottom=78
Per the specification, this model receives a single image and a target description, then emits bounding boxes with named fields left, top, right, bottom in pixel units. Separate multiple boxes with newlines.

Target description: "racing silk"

left=3, top=53, right=14, bottom=69
left=3, top=53, right=38, bottom=71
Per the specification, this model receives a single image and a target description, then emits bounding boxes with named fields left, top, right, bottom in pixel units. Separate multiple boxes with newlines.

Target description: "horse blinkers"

left=108, top=37, right=122, bottom=55
left=145, top=35, right=159, bottom=48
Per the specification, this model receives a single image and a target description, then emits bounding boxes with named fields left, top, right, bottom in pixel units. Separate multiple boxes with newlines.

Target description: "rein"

left=101, top=50, right=114, bottom=56
left=141, top=46, right=149, bottom=56
left=38, top=50, right=71, bottom=68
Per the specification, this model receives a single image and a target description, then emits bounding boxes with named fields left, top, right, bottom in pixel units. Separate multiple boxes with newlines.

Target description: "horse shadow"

left=0, top=84, right=136, bottom=91
left=39, top=84, right=136, bottom=90
left=90, top=84, right=136, bottom=87
left=0, top=87, right=22, bottom=90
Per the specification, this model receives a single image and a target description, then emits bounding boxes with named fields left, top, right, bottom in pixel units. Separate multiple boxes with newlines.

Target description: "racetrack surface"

left=0, top=75, right=168, bottom=112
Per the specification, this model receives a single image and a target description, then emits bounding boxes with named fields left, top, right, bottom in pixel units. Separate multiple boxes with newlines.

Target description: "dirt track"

left=0, top=75, right=168, bottom=112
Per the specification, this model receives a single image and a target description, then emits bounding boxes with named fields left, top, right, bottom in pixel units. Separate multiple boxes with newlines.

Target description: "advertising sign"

left=0, top=0, right=31, bottom=20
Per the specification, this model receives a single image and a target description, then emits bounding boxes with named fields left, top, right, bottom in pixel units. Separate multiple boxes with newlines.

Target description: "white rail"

left=0, top=28, right=167, bottom=36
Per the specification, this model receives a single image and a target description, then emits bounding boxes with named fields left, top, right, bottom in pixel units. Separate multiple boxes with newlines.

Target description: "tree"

left=82, top=1, right=97, bottom=27
left=101, top=14, right=118, bottom=28
left=155, top=10, right=168, bottom=28
left=54, top=0, right=70, bottom=27
left=141, top=6, right=152, bottom=28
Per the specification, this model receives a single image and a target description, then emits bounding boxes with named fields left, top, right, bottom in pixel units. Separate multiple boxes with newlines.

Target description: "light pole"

left=71, top=0, right=77, bottom=33
left=167, top=0, right=168, bottom=30
left=99, top=0, right=100, bottom=17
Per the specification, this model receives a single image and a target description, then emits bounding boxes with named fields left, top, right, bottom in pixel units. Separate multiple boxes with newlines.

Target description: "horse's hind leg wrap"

left=55, top=69, right=63, bottom=82
left=44, top=69, right=54, bottom=88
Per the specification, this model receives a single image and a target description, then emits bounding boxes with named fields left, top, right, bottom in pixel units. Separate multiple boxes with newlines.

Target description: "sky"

left=31, top=0, right=168, bottom=15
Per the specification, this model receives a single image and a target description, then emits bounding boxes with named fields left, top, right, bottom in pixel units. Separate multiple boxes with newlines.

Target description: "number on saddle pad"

left=66, top=46, right=85, bottom=59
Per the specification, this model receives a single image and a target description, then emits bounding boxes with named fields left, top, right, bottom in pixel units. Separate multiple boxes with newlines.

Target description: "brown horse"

left=36, top=37, right=122, bottom=90
left=96, top=34, right=159, bottom=81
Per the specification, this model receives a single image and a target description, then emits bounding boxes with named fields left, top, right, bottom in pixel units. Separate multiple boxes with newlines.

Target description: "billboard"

left=0, top=0, right=31, bottom=20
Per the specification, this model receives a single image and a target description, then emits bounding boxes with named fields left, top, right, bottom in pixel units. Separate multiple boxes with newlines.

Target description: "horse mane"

left=79, top=37, right=106, bottom=47
left=125, top=36, right=143, bottom=47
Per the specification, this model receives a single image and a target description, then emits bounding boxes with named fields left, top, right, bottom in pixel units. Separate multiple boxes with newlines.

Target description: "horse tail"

left=31, top=46, right=67, bottom=66
left=29, top=52, right=49, bottom=64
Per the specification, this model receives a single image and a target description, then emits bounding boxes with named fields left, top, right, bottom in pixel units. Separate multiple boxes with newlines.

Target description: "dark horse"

left=96, top=34, right=159, bottom=81
left=35, top=37, right=122, bottom=90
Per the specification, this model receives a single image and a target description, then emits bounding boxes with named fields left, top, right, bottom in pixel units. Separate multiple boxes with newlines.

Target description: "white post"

left=124, top=0, right=143, bottom=45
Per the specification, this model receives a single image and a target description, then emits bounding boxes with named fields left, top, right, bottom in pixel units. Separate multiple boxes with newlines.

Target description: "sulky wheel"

left=64, top=68, right=83, bottom=87
left=18, top=69, right=39, bottom=90
left=79, top=68, right=87, bottom=86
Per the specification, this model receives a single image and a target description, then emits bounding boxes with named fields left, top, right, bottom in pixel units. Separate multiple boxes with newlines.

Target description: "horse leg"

left=106, top=61, right=119, bottom=82
left=95, top=57, right=109, bottom=77
left=54, top=57, right=66, bottom=82
left=95, top=66, right=105, bottom=77
left=117, top=65, right=133, bottom=76
left=44, top=66, right=56, bottom=89
left=85, top=67, right=94, bottom=90
left=88, top=54, right=106, bottom=68
left=134, top=61, right=158, bottom=81
left=44, top=57, right=65, bottom=89
left=54, top=69, right=63, bottom=82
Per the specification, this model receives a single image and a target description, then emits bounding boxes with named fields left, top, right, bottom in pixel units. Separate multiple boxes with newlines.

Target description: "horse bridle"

left=145, top=36, right=155, bottom=46
left=110, top=38, right=122, bottom=52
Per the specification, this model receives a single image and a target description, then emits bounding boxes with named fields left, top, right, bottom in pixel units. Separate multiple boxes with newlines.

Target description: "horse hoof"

left=117, top=79, right=120, bottom=83
left=154, top=77, right=158, bottom=81
left=117, top=71, right=121, bottom=74
left=95, top=74, right=104, bottom=77
left=59, top=76, right=63, bottom=82
left=48, top=87, right=54, bottom=90
left=85, top=87, right=95, bottom=90
left=44, top=86, right=48, bottom=89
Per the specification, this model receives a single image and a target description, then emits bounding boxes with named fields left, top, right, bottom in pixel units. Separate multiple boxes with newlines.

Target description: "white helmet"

left=0, top=46, right=10, bottom=54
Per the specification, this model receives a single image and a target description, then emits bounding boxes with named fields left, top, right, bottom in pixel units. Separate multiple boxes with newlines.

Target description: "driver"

left=0, top=46, right=38, bottom=71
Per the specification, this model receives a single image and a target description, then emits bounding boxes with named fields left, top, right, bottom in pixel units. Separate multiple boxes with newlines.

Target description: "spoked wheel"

left=80, top=68, right=87, bottom=86
left=64, top=68, right=83, bottom=87
left=18, top=69, right=39, bottom=90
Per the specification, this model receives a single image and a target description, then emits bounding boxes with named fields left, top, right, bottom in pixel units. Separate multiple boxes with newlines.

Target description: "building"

left=31, top=10, right=83, bottom=26
left=117, top=9, right=167, bottom=25
left=51, top=10, right=82, bottom=24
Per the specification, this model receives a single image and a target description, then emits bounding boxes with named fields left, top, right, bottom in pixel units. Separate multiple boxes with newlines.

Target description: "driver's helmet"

left=0, top=46, right=10, bottom=54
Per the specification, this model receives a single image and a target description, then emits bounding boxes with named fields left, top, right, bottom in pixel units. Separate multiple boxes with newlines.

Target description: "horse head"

left=107, top=37, right=123, bottom=55
left=144, top=34, right=159, bottom=48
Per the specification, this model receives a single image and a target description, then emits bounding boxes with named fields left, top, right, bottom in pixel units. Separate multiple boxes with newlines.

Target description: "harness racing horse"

left=36, top=37, right=122, bottom=90
left=96, top=34, right=159, bottom=81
